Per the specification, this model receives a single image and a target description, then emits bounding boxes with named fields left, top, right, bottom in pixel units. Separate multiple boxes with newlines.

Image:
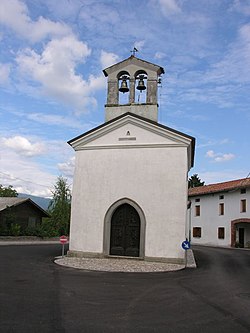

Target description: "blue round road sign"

left=182, top=240, right=190, bottom=250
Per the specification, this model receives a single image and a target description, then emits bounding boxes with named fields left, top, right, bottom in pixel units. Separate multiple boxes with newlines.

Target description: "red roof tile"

left=188, top=178, right=250, bottom=197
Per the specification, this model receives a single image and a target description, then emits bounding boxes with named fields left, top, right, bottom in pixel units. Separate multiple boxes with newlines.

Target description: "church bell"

left=119, top=76, right=129, bottom=93
left=136, top=75, right=146, bottom=91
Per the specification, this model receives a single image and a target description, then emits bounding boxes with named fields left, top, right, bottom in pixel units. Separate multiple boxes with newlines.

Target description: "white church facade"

left=68, top=55, right=195, bottom=264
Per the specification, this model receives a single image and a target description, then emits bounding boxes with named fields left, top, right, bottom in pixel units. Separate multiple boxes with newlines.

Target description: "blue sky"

left=0, top=0, right=250, bottom=197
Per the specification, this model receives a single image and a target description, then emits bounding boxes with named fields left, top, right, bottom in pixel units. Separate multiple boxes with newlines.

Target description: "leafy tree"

left=47, top=176, right=71, bottom=236
left=188, top=174, right=205, bottom=188
left=0, top=184, right=18, bottom=197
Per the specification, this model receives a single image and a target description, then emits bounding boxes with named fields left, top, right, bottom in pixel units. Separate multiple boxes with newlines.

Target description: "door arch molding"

left=231, top=218, right=250, bottom=247
left=103, top=198, right=146, bottom=258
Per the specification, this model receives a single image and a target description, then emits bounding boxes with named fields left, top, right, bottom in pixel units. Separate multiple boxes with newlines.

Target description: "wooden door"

left=239, top=228, right=244, bottom=247
left=110, top=204, right=140, bottom=257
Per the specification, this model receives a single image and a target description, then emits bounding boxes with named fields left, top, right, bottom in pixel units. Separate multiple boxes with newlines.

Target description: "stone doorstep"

left=67, top=250, right=185, bottom=265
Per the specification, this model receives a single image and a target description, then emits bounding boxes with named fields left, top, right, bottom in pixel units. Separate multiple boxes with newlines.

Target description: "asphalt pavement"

left=1, top=244, right=250, bottom=333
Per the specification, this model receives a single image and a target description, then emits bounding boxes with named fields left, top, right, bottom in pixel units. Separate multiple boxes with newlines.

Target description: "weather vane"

left=130, top=47, right=138, bottom=56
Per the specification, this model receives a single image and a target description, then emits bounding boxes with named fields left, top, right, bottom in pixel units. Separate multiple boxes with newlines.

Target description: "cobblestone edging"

left=55, top=257, right=186, bottom=273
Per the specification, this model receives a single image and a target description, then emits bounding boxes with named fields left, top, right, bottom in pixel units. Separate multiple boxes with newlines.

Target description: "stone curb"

left=0, top=241, right=59, bottom=245
left=54, top=249, right=197, bottom=272
left=186, top=249, right=197, bottom=268
left=54, top=257, right=185, bottom=273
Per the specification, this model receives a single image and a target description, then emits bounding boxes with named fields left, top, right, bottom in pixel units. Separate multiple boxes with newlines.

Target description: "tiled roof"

left=0, top=197, right=49, bottom=216
left=188, top=178, right=250, bottom=197
left=0, top=197, right=28, bottom=211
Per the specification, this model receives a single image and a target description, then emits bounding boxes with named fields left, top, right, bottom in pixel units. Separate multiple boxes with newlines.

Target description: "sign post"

left=60, top=235, right=68, bottom=257
left=181, top=239, right=191, bottom=267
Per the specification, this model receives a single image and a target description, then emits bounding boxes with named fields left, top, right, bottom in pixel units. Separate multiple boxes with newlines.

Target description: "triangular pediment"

left=69, top=113, right=194, bottom=150
left=68, top=113, right=195, bottom=169
left=103, top=56, right=164, bottom=77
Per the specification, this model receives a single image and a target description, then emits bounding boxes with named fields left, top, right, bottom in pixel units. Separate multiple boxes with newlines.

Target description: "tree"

left=0, top=184, right=18, bottom=197
left=48, top=176, right=71, bottom=235
left=188, top=174, right=205, bottom=188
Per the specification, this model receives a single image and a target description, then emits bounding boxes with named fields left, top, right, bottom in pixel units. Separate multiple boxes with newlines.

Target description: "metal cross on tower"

left=130, top=47, right=138, bottom=56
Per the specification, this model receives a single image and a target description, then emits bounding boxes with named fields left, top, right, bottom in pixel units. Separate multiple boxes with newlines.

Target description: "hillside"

left=18, top=193, right=51, bottom=211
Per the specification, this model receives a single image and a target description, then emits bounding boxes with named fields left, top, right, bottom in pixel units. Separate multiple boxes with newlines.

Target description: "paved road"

left=1, top=245, right=250, bottom=333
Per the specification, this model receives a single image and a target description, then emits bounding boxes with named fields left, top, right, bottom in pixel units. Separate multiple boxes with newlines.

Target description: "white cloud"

left=6, top=107, right=100, bottom=133
left=0, top=0, right=71, bottom=42
left=154, top=52, right=166, bottom=59
left=0, top=150, right=55, bottom=197
left=230, top=0, right=250, bottom=16
left=15, top=36, right=106, bottom=113
left=134, top=40, right=145, bottom=52
left=100, top=50, right=120, bottom=69
left=57, top=157, right=75, bottom=178
left=197, top=138, right=230, bottom=148
left=198, top=170, right=248, bottom=185
left=169, top=110, right=208, bottom=121
left=206, top=150, right=235, bottom=163
left=88, top=74, right=106, bottom=90
left=2, top=136, right=45, bottom=157
left=158, top=0, right=181, bottom=17
left=0, top=136, right=74, bottom=196
left=0, top=63, right=11, bottom=84
left=26, top=113, right=84, bottom=129
left=207, top=23, right=250, bottom=84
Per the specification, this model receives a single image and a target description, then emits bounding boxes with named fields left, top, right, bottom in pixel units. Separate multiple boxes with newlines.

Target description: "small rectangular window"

left=218, top=227, right=225, bottom=239
left=219, top=195, right=224, bottom=200
left=195, top=205, right=200, bottom=216
left=240, top=188, right=246, bottom=194
left=241, top=199, right=247, bottom=213
left=195, top=198, right=200, bottom=202
left=193, top=227, right=201, bottom=238
left=219, top=203, right=224, bottom=215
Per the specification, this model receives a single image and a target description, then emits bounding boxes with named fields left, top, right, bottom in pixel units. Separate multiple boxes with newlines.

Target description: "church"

left=68, top=55, right=195, bottom=264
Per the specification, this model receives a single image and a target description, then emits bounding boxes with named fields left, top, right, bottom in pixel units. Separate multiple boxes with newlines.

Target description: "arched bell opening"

left=135, top=70, right=147, bottom=104
left=117, top=71, right=130, bottom=105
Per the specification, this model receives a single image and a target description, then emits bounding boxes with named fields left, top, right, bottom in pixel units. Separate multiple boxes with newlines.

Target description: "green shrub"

left=0, top=225, right=9, bottom=236
left=10, top=223, right=21, bottom=236
left=24, top=225, right=39, bottom=236
left=36, top=220, right=60, bottom=238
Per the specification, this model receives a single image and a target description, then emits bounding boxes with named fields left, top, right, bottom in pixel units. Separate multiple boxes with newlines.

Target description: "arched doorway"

left=231, top=218, right=250, bottom=247
left=110, top=204, right=140, bottom=257
left=103, top=198, right=145, bottom=258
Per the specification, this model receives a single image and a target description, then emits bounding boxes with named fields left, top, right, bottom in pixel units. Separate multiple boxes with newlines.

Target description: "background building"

left=189, top=178, right=250, bottom=248
left=0, top=197, right=49, bottom=235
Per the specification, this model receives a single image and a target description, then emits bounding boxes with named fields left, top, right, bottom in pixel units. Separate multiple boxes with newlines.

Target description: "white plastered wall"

left=190, top=190, right=250, bottom=247
left=69, top=146, right=188, bottom=261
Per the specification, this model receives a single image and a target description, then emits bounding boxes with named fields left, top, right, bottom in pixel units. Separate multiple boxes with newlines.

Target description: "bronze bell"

left=119, top=76, right=129, bottom=93
left=136, top=75, right=146, bottom=91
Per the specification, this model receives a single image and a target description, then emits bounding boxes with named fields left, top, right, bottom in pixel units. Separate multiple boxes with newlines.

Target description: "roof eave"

left=68, top=112, right=196, bottom=152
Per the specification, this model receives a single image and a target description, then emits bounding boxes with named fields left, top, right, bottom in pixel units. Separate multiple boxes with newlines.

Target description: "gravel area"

left=55, top=257, right=185, bottom=272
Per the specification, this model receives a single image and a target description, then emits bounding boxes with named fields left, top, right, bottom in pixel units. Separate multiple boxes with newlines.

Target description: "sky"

left=0, top=0, right=250, bottom=198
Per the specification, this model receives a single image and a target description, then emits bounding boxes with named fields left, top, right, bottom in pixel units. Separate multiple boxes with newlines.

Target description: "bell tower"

left=103, top=55, right=164, bottom=122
